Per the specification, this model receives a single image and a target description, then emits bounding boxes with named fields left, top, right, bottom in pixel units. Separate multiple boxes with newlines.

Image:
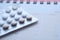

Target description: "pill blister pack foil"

left=0, top=6, right=38, bottom=36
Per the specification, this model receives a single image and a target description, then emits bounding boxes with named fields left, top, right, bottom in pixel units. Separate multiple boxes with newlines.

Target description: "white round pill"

left=10, top=14, right=15, bottom=18
left=15, top=16, right=20, bottom=21
left=6, top=9, right=11, bottom=13
left=7, top=19, right=12, bottom=24
left=22, top=14, right=27, bottom=18
left=12, top=6, right=17, bottom=10
left=2, top=16, right=8, bottom=20
left=17, top=11, right=22, bottom=15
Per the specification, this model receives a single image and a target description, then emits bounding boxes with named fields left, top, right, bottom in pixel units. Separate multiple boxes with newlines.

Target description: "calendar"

left=0, top=0, right=60, bottom=37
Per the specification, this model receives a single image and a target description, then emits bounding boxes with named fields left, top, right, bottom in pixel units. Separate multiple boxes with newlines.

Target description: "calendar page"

left=0, top=0, right=60, bottom=39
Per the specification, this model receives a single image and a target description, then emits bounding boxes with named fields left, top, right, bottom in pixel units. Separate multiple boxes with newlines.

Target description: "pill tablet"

left=27, top=16, right=32, bottom=21
left=3, top=24, right=9, bottom=30
left=17, top=11, right=22, bottom=15
left=2, top=16, right=8, bottom=20
left=7, top=19, right=12, bottom=24
left=6, top=9, right=11, bottom=13
left=15, top=16, right=20, bottom=21
left=11, top=21, right=17, bottom=27
left=22, top=14, right=27, bottom=18
left=10, top=14, right=15, bottom=18
left=12, top=6, right=17, bottom=10
left=19, top=19, right=25, bottom=24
